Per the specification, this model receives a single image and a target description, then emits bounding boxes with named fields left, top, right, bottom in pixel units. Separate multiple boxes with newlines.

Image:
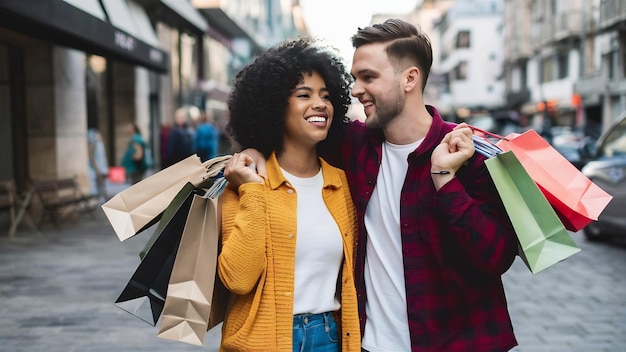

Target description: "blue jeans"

left=292, top=311, right=339, bottom=352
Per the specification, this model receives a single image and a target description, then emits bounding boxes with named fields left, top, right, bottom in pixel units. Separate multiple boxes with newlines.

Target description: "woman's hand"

left=224, top=152, right=263, bottom=189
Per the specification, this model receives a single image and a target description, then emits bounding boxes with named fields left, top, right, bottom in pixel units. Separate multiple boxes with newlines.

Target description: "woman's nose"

left=312, top=98, right=327, bottom=110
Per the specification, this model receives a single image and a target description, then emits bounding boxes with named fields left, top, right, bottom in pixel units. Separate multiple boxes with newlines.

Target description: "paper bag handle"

left=200, top=155, right=233, bottom=180
left=467, top=125, right=509, bottom=141
left=466, top=125, right=506, bottom=158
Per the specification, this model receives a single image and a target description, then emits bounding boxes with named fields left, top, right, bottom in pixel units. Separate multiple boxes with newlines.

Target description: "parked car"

left=580, top=113, right=626, bottom=240
left=549, top=126, right=588, bottom=169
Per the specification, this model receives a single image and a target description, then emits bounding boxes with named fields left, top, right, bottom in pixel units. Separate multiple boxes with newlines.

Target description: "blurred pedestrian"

left=159, top=122, right=171, bottom=170
left=194, top=110, right=219, bottom=162
left=121, top=123, right=147, bottom=184
left=164, top=107, right=194, bottom=168
left=87, top=127, right=109, bottom=202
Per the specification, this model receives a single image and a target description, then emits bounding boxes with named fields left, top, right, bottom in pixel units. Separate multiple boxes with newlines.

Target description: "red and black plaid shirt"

left=340, top=106, right=519, bottom=352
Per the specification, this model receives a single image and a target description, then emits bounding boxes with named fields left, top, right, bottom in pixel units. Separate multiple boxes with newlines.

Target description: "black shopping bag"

left=114, top=182, right=203, bottom=325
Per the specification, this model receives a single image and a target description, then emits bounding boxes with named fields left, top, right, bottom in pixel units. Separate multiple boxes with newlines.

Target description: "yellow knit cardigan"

left=218, top=152, right=361, bottom=351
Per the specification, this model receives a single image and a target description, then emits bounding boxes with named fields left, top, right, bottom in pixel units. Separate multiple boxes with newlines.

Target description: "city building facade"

left=429, top=0, right=506, bottom=120
left=575, top=0, right=626, bottom=134
left=0, top=0, right=303, bottom=224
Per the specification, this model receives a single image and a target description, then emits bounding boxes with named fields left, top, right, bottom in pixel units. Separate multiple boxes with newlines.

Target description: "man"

left=194, top=110, right=219, bottom=162
left=345, top=19, right=518, bottom=352
left=164, top=107, right=195, bottom=168
left=230, top=19, right=519, bottom=351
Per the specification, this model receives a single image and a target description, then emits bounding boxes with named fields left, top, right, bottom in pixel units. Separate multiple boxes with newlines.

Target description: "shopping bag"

left=102, top=154, right=231, bottom=241
left=138, top=176, right=229, bottom=260
left=157, top=190, right=227, bottom=346
left=495, top=129, right=612, bottom=231
left=485, top=151, right=581, bottom=274
left=108, top=166, right=126, bottom=184
left=114, top=183, right=203, bottom=325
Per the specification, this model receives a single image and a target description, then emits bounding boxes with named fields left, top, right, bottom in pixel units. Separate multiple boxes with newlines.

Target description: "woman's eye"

left=322, top=94, right=331, bottom=100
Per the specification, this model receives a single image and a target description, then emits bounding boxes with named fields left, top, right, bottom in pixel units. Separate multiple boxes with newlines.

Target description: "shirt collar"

left=366, top=105, right=450, bottom=156
left=266, top=151, right=344, bottom=190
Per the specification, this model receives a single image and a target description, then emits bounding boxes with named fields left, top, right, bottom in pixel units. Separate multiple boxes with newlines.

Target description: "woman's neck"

left=276, top=146, right=320, bottom=178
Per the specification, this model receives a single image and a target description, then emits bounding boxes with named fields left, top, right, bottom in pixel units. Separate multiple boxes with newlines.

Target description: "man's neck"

left=383, top=105, right=432, bottom=145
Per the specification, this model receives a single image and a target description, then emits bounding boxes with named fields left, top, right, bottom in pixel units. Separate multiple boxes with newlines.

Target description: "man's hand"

left=431, top=123, right=475, bottom=189
left=224, top=152, right=263, bottom=189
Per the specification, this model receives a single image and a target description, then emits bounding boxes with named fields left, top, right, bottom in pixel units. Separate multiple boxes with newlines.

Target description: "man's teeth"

left=306, top=116, right=326, bottom=123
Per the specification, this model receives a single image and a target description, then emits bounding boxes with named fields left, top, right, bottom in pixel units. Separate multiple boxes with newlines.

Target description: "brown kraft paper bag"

left=102, top=154, right=231, bottom=241
left=157, top=191, right=227, bottom=346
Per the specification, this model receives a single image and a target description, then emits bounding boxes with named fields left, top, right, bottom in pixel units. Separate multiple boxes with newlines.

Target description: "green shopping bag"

left=484, top=151, right=581, bottom=274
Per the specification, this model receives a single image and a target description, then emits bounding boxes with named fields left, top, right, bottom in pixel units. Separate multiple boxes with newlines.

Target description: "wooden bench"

left=0, top=180, right=39, bottom=237
left=32, top=177, right=98, bottom=226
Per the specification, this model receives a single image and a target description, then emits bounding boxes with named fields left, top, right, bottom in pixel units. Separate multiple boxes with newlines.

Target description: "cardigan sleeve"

left=218, top=182, right=268, bottom=295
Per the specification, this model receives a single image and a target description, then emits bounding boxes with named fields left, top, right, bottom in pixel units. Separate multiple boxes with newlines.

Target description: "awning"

left=0, top=0, right=168, bottom=72
left=136, top=0, right=209, bottom=34
left=192, top=1, right=262, bottom=53
left=160, top=0, right=208, bottom=32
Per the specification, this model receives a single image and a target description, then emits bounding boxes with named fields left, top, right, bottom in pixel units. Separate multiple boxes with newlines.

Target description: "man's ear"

left=404, top=67, right=420, bottom=93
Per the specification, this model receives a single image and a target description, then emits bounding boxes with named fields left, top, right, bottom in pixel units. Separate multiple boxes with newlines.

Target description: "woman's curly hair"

left=226, top=37, right=353, bottom=159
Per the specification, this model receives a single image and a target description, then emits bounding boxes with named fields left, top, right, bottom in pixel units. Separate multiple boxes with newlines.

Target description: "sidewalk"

left=0, top=180, right=220, bottom=352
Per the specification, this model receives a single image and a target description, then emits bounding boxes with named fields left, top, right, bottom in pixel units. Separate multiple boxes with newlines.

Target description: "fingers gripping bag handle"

left=467, top=125, right=508, bottom=159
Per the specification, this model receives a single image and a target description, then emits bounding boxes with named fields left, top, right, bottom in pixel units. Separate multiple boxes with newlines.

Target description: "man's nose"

left=351, top=81, right=363, bottom=97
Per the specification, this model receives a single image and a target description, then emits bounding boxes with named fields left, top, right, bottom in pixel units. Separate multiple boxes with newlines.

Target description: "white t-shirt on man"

left=361, top=139, right=422, bottom=352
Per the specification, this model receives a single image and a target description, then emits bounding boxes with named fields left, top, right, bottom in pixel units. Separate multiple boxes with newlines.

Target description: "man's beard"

left=364, top=89, right=404, bottom=129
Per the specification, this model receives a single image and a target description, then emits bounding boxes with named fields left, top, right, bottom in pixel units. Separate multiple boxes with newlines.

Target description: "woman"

left=219, top=37, right=360, bottom=352
left=120, top=123, right=146, bottom=184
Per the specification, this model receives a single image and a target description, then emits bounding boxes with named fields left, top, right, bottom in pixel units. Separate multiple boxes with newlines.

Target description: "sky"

left=299, top=0, right=419, bottom=65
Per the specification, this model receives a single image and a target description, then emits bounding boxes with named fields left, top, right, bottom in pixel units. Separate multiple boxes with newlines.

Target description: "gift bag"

left=485, top=151, right=581, bottom=274
left=157, top=188, right=227, bottom=345
left=115, top=183, right=202, bottom=325
left=495, top=129, right=612, bottom=232
left=102, top=154, right=231, bottom=241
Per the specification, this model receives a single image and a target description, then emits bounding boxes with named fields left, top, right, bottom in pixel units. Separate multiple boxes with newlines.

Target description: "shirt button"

left=365, top=191, right=370, bottom=195
left=287, top=233, right=294, bottom=239
left=287, top=189, right=294, bottom=194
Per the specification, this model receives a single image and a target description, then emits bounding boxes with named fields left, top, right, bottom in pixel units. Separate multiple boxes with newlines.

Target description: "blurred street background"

left=2, top=0, right=626, bottom=351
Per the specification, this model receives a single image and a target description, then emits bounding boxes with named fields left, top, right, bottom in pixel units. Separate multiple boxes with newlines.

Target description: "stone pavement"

left=0, top=180, right=625, bottom=351
left=0, top=180, right=221, bottom=352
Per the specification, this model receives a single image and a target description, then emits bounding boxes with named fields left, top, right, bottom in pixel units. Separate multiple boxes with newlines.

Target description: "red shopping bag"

left=491, top=129, right=613, bottom=231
